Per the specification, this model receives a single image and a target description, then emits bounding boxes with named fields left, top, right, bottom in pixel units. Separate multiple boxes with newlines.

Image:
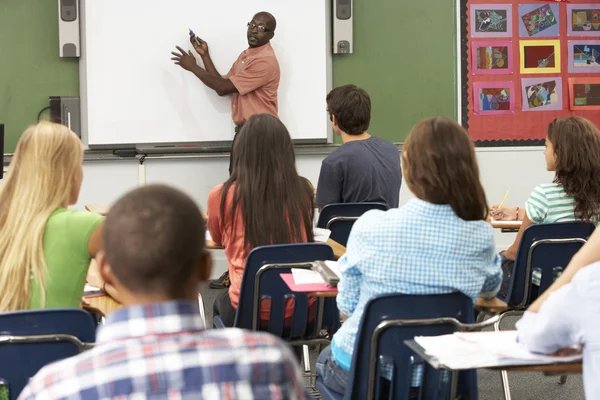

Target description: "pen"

left=189, top=28, right=202, bottom=47
left=497, top=188, right=511, bottom=209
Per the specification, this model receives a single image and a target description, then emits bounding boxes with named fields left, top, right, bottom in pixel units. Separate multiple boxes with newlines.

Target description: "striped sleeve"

left=525, top=185, right=549, bottom=224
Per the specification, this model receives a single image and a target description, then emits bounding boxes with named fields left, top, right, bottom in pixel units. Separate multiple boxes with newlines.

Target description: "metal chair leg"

left=303, top=345, right=310, bottom=372
left=495, top=315, right=512, bottom=400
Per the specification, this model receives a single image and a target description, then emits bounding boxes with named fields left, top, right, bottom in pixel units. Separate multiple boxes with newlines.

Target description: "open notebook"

left=414, top=331, right=582, bottom=370
left=291, top=261, right=341, bottom=285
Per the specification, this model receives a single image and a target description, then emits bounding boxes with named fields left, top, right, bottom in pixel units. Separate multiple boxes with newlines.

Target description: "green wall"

left=333, top=0, right=457, bottom=144
left=0, top=0, right=456, bottom=152
left=0, top=0, right=79, bottom=153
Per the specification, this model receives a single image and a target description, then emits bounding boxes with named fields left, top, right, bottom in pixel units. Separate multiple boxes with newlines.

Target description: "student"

left=207, top=113, right=314, bottom=327
left=492, top=117, right=600, bottom=296
left=0, top=121, right=103, bottom=311
left=316, top=116, right=502, bottom=395
left=315, top=84, right=402, bottom=209
left=19, top=185, right=308, bottom=400
left=516, top=228, right=600, bottom=398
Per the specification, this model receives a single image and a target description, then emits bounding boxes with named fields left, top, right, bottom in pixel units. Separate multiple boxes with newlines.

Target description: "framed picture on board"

left=566, top=4, right=600, bottom=36
left=471, top=41, right=514, bottom=75
left=470, top=4, right=513, bottom=38
left=519, top=40, right=561, bottom=74
left=568, top=77, right=600, bottom=110
left=568, top=40, right=600, bottom=73
left=521, top=77, right=563, bottom=112
left=473, top=81, right=515, bottom=115
left=518, top=3, right=560, bottom=38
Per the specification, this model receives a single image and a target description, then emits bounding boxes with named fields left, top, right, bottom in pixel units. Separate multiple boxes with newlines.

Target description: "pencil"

left=497, top=188, right=511, bottom=209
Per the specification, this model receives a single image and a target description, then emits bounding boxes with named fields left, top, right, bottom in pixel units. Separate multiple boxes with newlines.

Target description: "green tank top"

left=29, top=208, right=103, bottom=309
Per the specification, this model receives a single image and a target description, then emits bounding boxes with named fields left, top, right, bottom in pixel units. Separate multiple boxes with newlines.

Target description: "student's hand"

left=189, top=34, right=209, bottom=57
left=500, top=249, right=516, bottom=261
left=490, top=205, right=518, bottom=221
left=551, top=346, right=582, bottom=357
left=171, top=46, right=197, bottom=71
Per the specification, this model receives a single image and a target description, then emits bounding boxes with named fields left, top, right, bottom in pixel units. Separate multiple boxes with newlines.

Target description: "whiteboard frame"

left=79, top=0, right=333, bottom=150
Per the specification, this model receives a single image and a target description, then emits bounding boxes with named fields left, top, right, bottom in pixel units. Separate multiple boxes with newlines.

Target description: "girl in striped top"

left=492, top=117, right=600, bottom=296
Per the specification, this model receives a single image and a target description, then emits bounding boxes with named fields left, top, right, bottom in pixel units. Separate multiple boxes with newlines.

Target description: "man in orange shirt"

left=171, top=12, right=280, bottom=174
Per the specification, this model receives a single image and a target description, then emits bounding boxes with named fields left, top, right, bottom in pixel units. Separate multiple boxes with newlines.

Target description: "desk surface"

left=87, top=204, right=346, bottom=260
left=86, top=295, right=121, bottom=316
left=490, top=220, right=522, bottom=230
left=404, top=339, right=582, bottom=374
left=85, top=204, right=208, bottom=220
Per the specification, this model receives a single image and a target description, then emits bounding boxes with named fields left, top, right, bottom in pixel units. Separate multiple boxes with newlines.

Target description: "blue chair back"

left=501, top=222, right=595, bottom=308
left=0, top=308, right=96, bottom=400
left=321, top=293, right=477, bottom=400
left=317, top=203, right=389, bottom=246
left=234, top=243, right=340, bottom=339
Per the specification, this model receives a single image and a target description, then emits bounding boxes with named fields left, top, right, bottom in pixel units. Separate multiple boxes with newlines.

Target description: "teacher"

left=171, top=12, right=280, bottom=175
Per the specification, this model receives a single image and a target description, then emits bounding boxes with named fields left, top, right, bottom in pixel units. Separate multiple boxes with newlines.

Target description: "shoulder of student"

left=351, top=208, right=393, bottom=233
left=532, top=182, right=564, bottom=196
left=208, top=183, right=226, bottom=198
left=572, top=261, right=600, bottom=287
left=207, top=328, right=294, bottom=356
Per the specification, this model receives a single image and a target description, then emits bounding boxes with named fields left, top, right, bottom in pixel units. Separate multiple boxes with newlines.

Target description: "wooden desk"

left=206, top=238, right=345, bottom=260
left=492, top=362, right=582, bottom=374
left=475, top=297, right=508, bottom=313
left=87, top=204, right=345, bottom=259
left=85, top=295, right=121, bottom=316
left=326, top=238, right=346, bottom=260
left=85, top=204, right=208, bottom=220
left=490, top=220, right=522, bottom=232
left=85, top=204, right=110, bottom=215
left=280, top=271, right=509, bottom=312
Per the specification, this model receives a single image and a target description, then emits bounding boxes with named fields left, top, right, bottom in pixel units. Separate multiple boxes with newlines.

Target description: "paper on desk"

left=84, top=284, right=101, bottom=292
left=491, top=219, right=521, bottom=226
left=415, top=331, right=582, bottom=370
left=324, top=260, right=341, bottom=278
left=292, top=268, right=325, bottom=285
left=313, top=228, right=331, bottom=242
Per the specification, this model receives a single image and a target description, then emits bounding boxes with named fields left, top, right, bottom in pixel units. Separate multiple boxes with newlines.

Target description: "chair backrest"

left=317, top=202, right=389, bottom=246
left=235, top=243, right=339, bottom=339
left=345, top=293, right=477, bottom=400
left=0, top=309, right=96, bottom=400
left=503, top=221, right=595, bottom=308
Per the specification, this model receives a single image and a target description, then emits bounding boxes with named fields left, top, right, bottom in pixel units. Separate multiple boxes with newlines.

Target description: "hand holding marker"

left=189, top=28, right=201, bottom=46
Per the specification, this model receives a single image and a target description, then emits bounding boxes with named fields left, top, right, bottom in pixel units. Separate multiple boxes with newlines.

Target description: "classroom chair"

left=316, top=293, right=498, bottom=400
left=213, top=243, right=340, bottom=392
left=317, top=202, right=389, bottom=246
left=493, top=221, right=595, bottom=400
left=0, top=309, right=96, bottom=400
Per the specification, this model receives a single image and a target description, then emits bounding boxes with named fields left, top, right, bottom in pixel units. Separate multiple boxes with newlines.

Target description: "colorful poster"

left=518, top=4, right=560, bottom=37
left=568, top=78, right=600, bottom=110
left=566, top=4, right=600, bottom=36
left=470, top=4, right=513, bottom=38
left=473, top=81, right=515, bottom=115
left=519, top=40, right=561, bottom=74
left=521, top=77, right=563, bottom=111
left=568, top=40, right=600, bottom=73
left=471, top=41, right=514, bottom=75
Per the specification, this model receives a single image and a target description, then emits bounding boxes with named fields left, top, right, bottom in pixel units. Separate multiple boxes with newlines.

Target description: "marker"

left=189, top=28, right=202, bottom=47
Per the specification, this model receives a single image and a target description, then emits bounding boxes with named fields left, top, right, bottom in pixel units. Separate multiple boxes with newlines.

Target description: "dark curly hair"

left=548, top=117, right=600, bottom=222
left=326, top=84, right=371, bottom=135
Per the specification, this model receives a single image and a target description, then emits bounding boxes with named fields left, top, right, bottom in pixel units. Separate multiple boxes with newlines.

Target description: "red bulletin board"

left=461, top=0, right=600, bottom=145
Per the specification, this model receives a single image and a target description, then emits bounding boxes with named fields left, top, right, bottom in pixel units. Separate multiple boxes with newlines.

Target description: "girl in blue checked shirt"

left=316, top=116, right=503, bottom=398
